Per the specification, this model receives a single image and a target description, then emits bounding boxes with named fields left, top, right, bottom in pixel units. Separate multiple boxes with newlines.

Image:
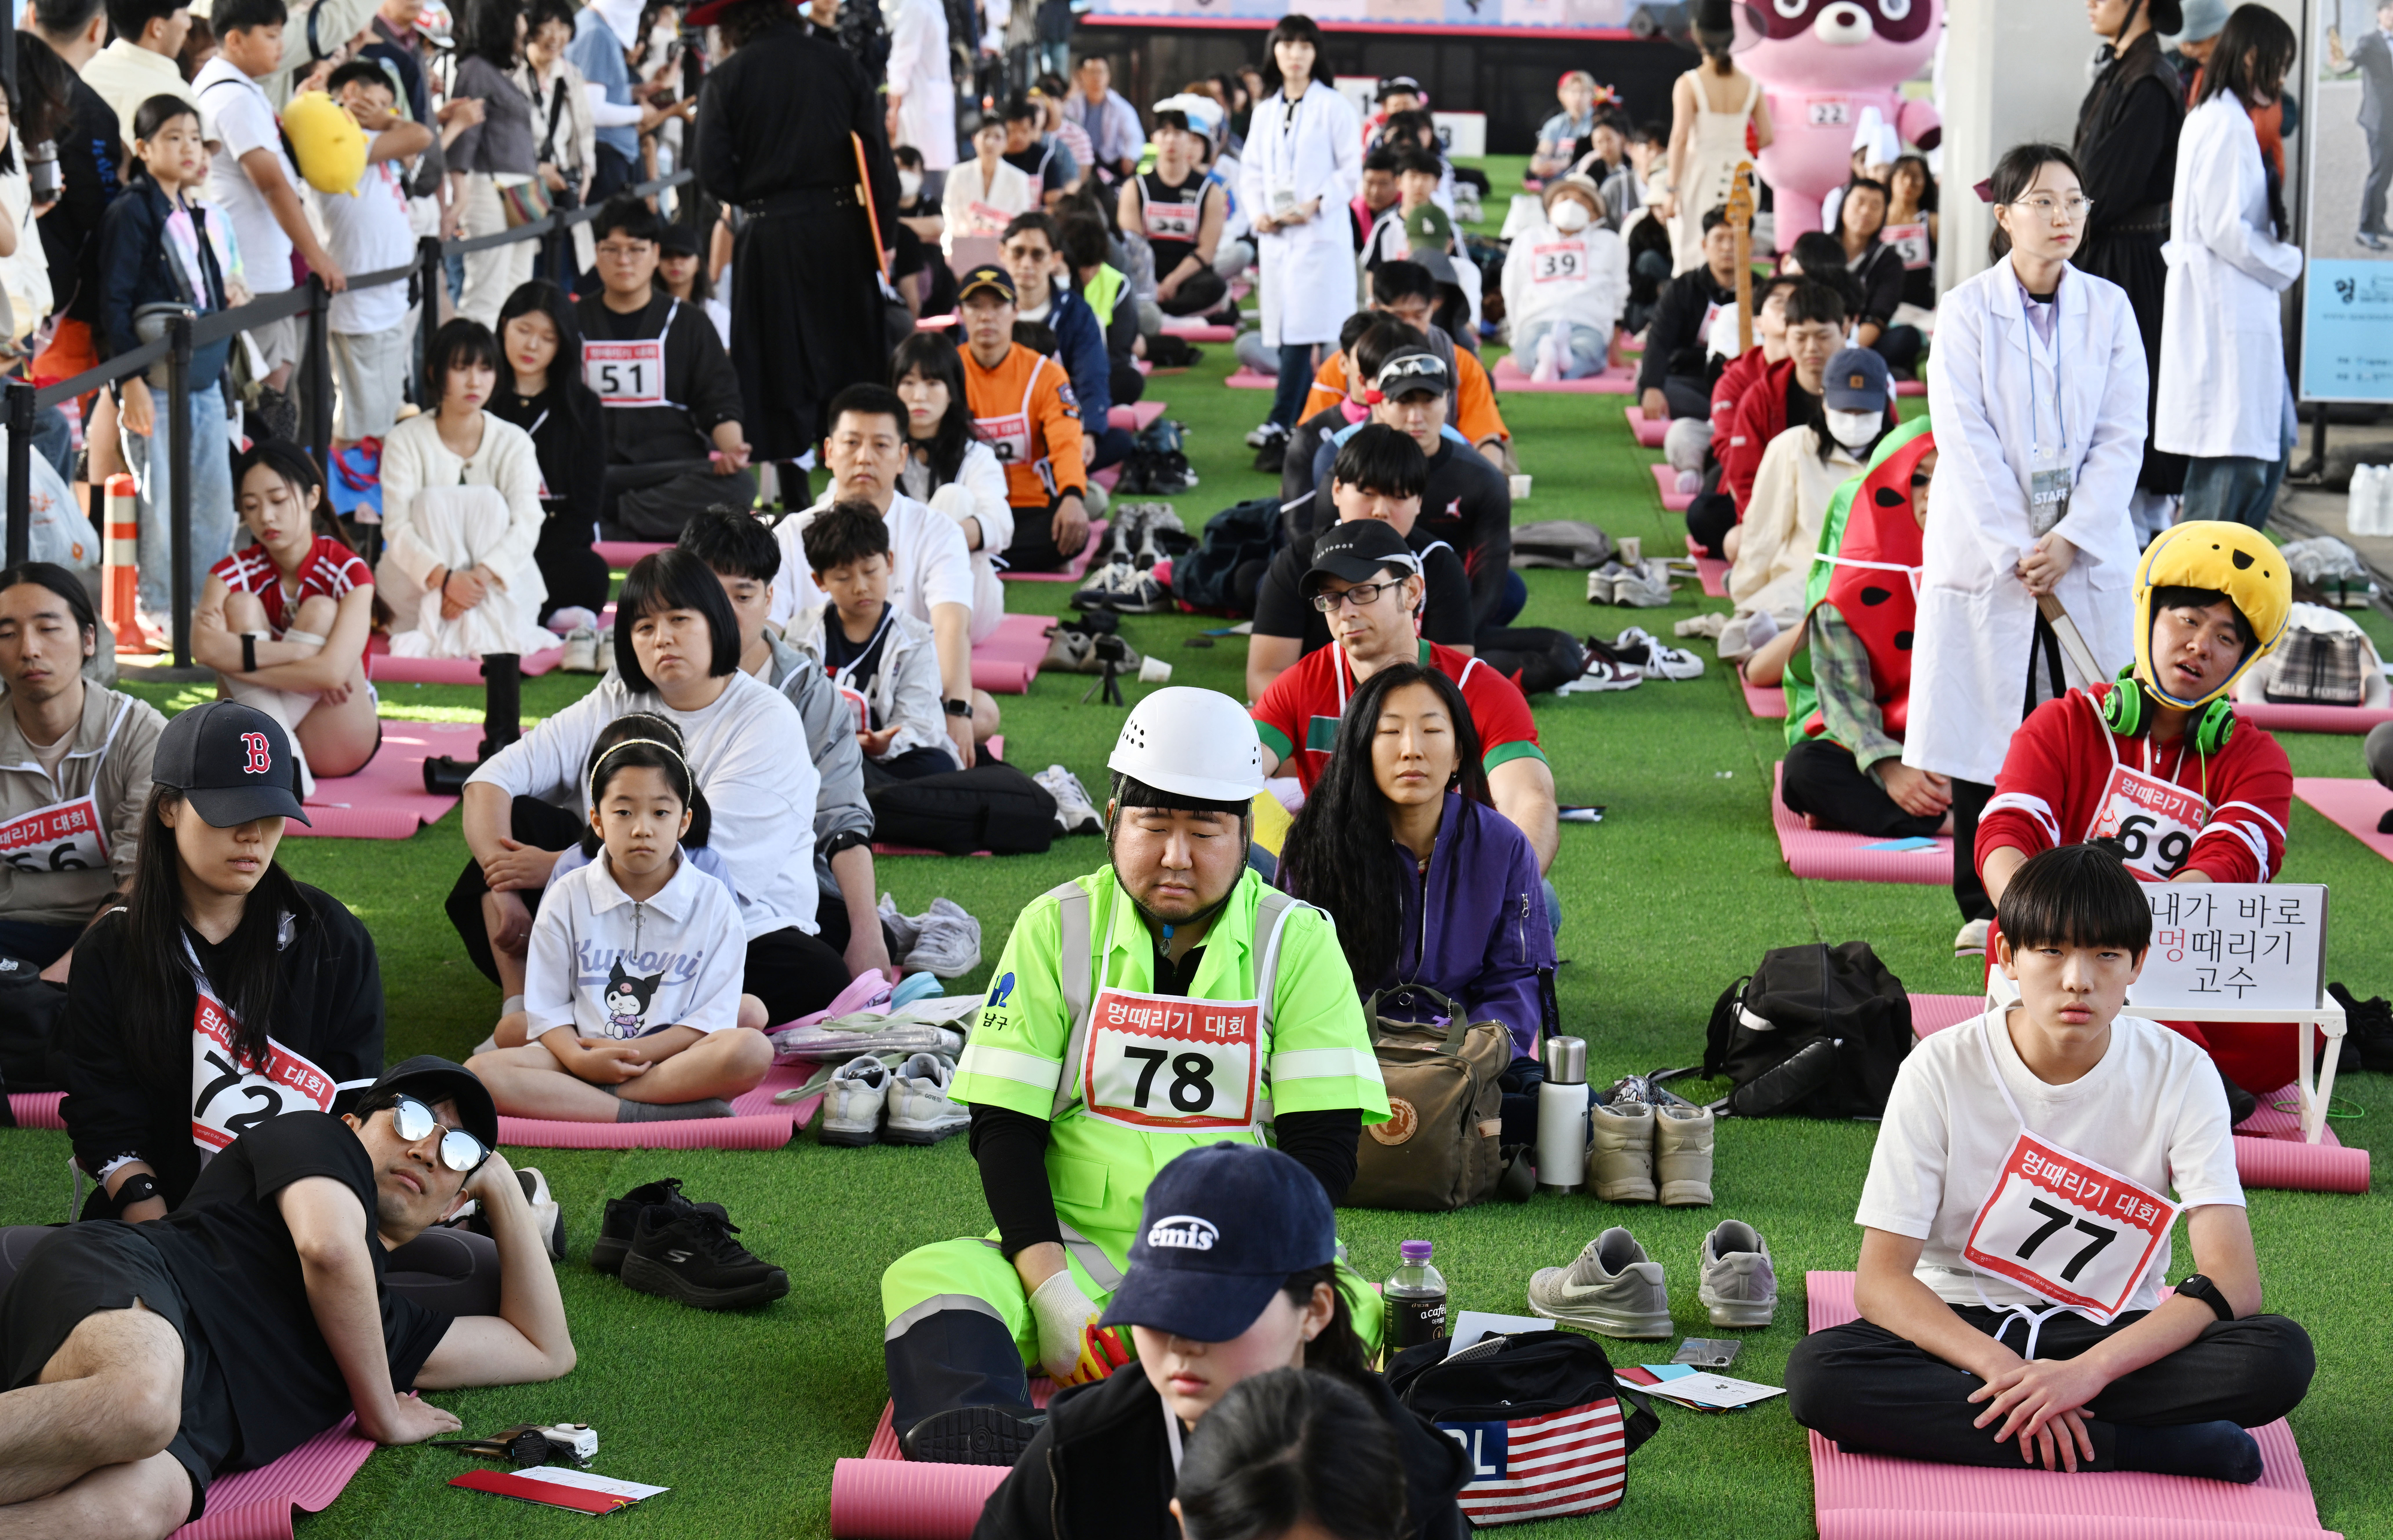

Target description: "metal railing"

left=4, top=167, right=697, bottom=670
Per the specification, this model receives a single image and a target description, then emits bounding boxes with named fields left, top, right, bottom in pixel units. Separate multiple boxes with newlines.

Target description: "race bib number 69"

left=1960, top=1133, right=2178, bottom=1321
left=1082, top=986, right=1259, bottom=1132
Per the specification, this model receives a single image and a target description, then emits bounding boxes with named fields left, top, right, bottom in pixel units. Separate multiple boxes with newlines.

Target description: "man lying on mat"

left=1786, top=844, right=2313, bottom=1482
left=0, top=1057, right=574, bottom=1538
left=1968, top=522, right=2295, bottom=1103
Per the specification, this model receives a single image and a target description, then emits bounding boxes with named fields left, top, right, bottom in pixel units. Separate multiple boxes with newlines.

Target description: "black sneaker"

left=620, top=1203, right=790, bottom=1310
left=590, top=1178, right=690, bottom=1276
left=900, top=1405, right=1048, bottom=1466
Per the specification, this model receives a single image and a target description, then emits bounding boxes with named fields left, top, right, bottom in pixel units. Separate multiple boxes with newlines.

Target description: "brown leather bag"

left=1346, top=989, right=1511, bottom=1211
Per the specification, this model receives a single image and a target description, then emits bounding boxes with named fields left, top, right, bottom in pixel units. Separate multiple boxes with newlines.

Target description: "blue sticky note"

left=1859, top=836, right=1940, bottom=852
left=1640, top=1364, right=1698, bottom=1381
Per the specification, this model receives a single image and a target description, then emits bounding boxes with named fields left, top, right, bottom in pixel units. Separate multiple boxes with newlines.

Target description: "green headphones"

left=2098, top=664, right=2236, bottom=755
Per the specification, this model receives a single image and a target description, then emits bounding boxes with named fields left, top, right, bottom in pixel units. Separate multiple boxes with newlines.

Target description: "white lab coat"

left=1903, top=260, right=2146, bottom=788
left=2154, top=95, right=2303, bottom=461
left=1239, top=83, right=1362, bottom=349
left=884, top=0, right=956, bottom=170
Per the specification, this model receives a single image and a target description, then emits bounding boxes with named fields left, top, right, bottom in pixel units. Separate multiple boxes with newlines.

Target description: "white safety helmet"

left=1107, top=687, right=1265, bottom=806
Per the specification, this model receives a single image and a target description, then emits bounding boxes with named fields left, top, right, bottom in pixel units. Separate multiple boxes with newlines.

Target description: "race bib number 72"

left=1081, top=986, right=1260, bottom=1132
left=1960, top=1134, right=2178, bottom=1321
left=189, top=994, right=337, bottom=1152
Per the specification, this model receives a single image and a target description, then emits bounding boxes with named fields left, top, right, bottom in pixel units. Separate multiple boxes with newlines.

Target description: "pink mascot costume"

left=1739, top=0, right=1943, bottom=246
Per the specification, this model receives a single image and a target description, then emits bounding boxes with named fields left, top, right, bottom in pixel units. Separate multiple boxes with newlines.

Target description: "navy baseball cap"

left=957, top=264, right=1017, bottom=305
left=152, top=701, right=310, bottom=828
left=1823, top=346, right=1895, bottom=412
left=1100, top=1144, right=1336, bottom=1342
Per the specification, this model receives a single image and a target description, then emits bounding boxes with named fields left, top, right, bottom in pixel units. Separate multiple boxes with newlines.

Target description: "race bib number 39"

left=189, top=995, right=337, bottom=1152
left=1960, top=1133, right=2178, bottom=1321
left=1082, top=986, right=1260, bottom=1132
left=1530, top=240, right=1586, bottom=283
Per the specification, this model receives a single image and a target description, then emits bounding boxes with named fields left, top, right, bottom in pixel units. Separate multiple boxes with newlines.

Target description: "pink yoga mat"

left=1771, top=761, right=1953, bottom=885
left=1745, top=676, right=1788, bottom=718
left=2233, top=702, right=2393, bottom=735
left=1156, top=315, right=1235, bottom=343
left=1625, top=405, right=1669, bottom=447
left=1650, top=462, right=1694, bottom=512
left=1683, top=535, right=1730, bottom=597
left=366, top=639, right=564, bottom=685
left=1895, top=379, right=1925, bottom=398
left=7, top=1090, right=62, bottom=1127
left=1806, top=1271, right=2342, bottom=1540
left=2294, top=777, right=2393, bottom=863
left=1224, top=367, right=1274, bottom=389
left=173, top=1416, right=377, bottom=1540
left=969, top=613, right=1051, bottom=694
left=997, top=520, right=1108, bottom=583
left=494, top=1062, right=820, bottom=1149
left=595, top=539, right=669, bottom=569
left=1091, top=465, right=1120, bottom=491
left=1107, top=401, right=1165, bottom=432
left=829, top=1387, right=1056, bottom=1538
left=1491, top=356, right=1637, bottom=394
left=1910, top=993, right=1983, bottom=1036
left=284, top=721, right=481, bottom=840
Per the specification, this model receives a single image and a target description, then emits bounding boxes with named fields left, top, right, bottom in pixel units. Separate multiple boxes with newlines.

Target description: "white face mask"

left=1549, top=200, right=1593, bottom=233
left=1825, top=408, right=1883, bottom=450
left=899, top=170, right=923, bottom=199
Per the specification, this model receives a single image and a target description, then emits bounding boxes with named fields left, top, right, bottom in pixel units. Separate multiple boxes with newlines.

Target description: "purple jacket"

left=1287, top=794, right=1554, bottom=1059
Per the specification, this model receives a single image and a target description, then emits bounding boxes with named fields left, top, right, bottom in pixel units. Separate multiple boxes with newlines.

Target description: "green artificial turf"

left=8, top=224, right=2392, bottom=1538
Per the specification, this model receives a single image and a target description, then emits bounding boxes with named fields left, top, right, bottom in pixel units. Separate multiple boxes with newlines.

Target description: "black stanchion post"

left=4, top=380, right=33, bottom=568
left=416, top=235, right=443, bottom=410
left=167, top=313, right=196, bottom=671
left=302, top=274, right=333, bottom=469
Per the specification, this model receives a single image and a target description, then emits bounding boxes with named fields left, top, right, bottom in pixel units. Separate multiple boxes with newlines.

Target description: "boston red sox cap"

left=152, top=701, right=310, bottom=828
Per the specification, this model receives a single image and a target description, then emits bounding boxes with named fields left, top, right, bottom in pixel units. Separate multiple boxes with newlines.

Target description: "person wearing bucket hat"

left=2161, top=0, right=2230, bottom=84
left=61, top=702, right=394, bottom=1220
left=974, top=1143, right=1471, bottom=1540
left=1972, top=520, right=2300, bottom=1096
left=0, top=1053, right=576, bottom=1536
left=1501, top=172, right=1629, bottom=382
left=878, top=688, right=1389, bottom=1468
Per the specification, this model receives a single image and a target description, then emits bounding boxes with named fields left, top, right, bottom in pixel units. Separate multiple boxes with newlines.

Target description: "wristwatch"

left=2174, top=1273, right=2236, bottom=1321
left=943, top=698, right=972, bottom=718
left=112, top=1172, right=161, bottom=1215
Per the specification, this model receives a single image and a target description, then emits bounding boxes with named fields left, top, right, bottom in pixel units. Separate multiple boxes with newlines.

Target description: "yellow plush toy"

left=281, top=90, right=367, bottom=196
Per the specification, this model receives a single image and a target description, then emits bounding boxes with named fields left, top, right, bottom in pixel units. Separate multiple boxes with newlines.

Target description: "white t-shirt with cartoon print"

left=522, top=848, right=747, bottom=1042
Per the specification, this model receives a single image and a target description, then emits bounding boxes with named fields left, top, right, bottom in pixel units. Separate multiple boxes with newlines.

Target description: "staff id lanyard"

left=2021, top=291, right=2071, bottom=537
left=1957, top=1016, right=2179, bottom=1358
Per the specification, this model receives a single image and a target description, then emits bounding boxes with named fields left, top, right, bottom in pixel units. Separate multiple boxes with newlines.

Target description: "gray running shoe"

left=906, top=898, right=982, bottom=977
left=819, top=1054, right=891, bottom=1146
left=1526, top=1227, right=1674, bottom=1338
left=876, top=893, right=923, bottom=956
left=1034, top=764, right=1103, bottom=835
left=885, top=1052, right=971, bottom=1145
left=1697, top=1219, right=1778, bottom=1328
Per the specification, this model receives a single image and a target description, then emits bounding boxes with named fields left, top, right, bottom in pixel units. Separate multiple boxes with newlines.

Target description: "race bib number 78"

left=1960, top=1133, right=2178, bottom=1321
left=1082, top=986, right=1260, bottom=1132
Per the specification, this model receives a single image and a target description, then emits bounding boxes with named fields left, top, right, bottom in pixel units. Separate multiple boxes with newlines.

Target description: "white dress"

left=1671, top=69, right=1759, bottom=275
left=1238, top=83, right=1362, bottom=350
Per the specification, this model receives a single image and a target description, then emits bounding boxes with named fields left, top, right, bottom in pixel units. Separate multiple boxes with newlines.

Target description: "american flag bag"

left=1387, top=1330, right=1660, bottom=1526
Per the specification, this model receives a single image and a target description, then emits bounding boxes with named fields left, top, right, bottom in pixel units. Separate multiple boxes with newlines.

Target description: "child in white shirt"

left=467, top=731, right=773, bottom=1122
left=314, top=60, right=432, bottom=447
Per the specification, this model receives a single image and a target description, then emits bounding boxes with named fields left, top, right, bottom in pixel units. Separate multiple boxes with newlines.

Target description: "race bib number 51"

left=1960, top=1134, right=2178, bottom=1321
left=1082, top=986, right=1260, bottom=1132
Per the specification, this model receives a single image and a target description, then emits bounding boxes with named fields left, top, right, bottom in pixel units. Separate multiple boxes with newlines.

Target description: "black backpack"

left=1171, top=496, right=1284, bottom=614
left=1700, top=941, right=1912, bottom=1119
left=866, top=762, right=1057, bottom=856
left=0, top=952, right=69, bottom=1100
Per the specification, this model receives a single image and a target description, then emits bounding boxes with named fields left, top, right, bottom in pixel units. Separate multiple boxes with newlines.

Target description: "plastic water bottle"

left=2350, top=466, right=2380, bottom=537
left=1386, top=1241, right=1450, bottom=1353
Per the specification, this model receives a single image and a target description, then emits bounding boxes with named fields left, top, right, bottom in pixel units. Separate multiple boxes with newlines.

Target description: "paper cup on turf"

left=1138, top=656, right=1173, bottom=684
left=1509, top=474, right=1532, bottom=501
left=1618, top=535, right=1642, bottom=565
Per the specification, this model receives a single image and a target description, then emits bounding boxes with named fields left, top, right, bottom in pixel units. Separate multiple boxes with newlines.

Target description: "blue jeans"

left=2179, top=454, right=2286, bottom=532
left=1513, top=318, right=1608, bottom=379
left=124, top=383, right=235, bottom=620
left=1491, top=568, right=1528, bottom=627
left=28, top=405, right=72, bottom=484
left=1269, top=343, right=1316, bottom=430
left=1542, top=876, right=1561, bottom=940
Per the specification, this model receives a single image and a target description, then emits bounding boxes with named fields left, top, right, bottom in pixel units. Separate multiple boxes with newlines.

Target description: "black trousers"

left=1109, top=355, right=1145, bottom=408
left=1001, top=497, right=1079, bottom=572
left=444, top=795, right=850, bottom=1022
left=1782, top=739, right=1942, bottom=840
left=533, top=507, right=610, bottom=623
left=1475, top=626, right=1587, bottom=696
left=602, top=465, right=761, bottom=541
left=1950, top=777, right=1995, bottom=923
left=1787, top=1307, right=2313, bottom=1470
left=2366, top=126, right=2393, bottom=236
left=1158, top=267, right=1227, bottom=316
left=1661, top=374, right=1710, bottom=420
left=1686, top=487, right=1737, bottom=559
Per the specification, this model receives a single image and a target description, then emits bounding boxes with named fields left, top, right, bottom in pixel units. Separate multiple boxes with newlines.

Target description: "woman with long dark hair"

left=492, top=279, right=609, bottom=625
left=63, top=703, right=382, bottom=1219
left=449, top=0, right=541, bottom=327
left=1278, top=662, right=1554, bottom=1145
left=891, top=330, right=1010, bottom=643
left=2154, top=4, right=2301, bottom=529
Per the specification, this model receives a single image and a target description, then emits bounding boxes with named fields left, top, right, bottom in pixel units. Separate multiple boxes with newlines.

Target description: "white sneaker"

left=515, top=1166, right=566, bottom=1260
left=1613, top=626, right=1706, bottom=681
left=1587, top=566, right=1624, bottom=605
left=1697, top=1219, right=1777, bottom=1327
left=1615, top=561, right=1675, bottom=609
left=905, top=898, right=982, bottom=977
left=546, top=605, right=599, bottom=635
left=884, top=1052, right=970, bottom=1145
left=876, top=893, right=923, bottom=956
left=560, top=626, right=601, bottom=672
left=1526, top=1227, right=1674, bottom=1339
left=1034, top=765, right=1103, bottom=835
left=1953, top=917, right=1991, bottom=958
left=1245, top=420, right=1289, bottom=449
left=1555, top=656, right=1643, bottom=694
left=820, top=1054, right=891, bottom=1146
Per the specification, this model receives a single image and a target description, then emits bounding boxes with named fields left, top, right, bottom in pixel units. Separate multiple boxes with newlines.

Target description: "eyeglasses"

left=1311, top=580, right=1400, bottom=612
left=2008, top=196, right=2094, bottom=222
left=595, top=241, right=653, bottom=259
left=389, top=1093, right=491, bottom=1173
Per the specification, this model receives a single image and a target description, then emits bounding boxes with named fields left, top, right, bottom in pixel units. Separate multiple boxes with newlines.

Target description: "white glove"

left=1028, top=1268, right=1104, bottom=1382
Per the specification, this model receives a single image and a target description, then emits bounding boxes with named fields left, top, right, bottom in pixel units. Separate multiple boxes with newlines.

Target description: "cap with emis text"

left=1099, top=1143, right=1336, bottom=1343
left=151, top=701, right=310, bottom=828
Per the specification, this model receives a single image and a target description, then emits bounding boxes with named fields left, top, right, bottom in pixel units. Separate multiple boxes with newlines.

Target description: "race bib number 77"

left=1081, top=986, right=1260, bottom=1132
left=1960, top=1133, right=2178, bottom=1321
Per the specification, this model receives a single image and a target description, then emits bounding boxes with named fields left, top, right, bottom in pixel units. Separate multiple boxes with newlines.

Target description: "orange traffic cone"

left=102, top=474, right=149, bottom=654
